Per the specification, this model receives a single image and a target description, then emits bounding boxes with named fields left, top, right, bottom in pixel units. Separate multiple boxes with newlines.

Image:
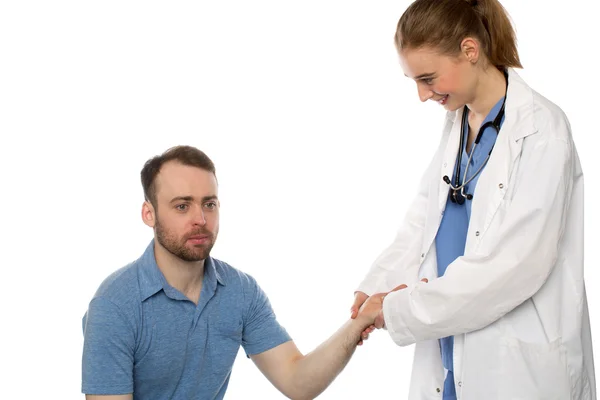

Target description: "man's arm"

left=82, top=297, right=135, bottom=397
left=250, top=293, right=388, bottom=400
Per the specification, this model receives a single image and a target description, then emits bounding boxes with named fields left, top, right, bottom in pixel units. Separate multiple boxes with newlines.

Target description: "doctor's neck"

left=466, top=66, right=507, bottom=121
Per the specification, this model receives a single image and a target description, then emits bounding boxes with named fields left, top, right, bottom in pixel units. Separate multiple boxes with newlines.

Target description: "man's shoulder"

left=82, top=256, right=147, bottom=335
left=90, top=258, right=144, bottom=309
left=211, top=257, right=260, bottom=290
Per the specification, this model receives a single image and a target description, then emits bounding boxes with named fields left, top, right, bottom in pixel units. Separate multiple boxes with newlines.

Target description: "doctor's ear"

left=460, top=37, right=480, bottom=64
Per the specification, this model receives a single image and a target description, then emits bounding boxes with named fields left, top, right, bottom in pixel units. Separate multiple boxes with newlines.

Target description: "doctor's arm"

left=351, top=122, right=450, bottom=315
left=380, top=134, right=575, bottom=346
left=350, top=182, right=428, bottom=312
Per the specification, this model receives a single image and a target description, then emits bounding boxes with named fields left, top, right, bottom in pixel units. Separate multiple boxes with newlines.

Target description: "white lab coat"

left=357, top=68, right=596, bottom=399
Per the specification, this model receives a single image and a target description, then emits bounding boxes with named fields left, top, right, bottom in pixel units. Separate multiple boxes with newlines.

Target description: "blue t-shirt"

left=82, top=240, right=291, bottom=399
left=434, top=98, right=505, bottom=400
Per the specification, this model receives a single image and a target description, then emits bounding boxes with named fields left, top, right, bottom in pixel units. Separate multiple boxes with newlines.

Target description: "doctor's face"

left=399, top=46, right=476, bottom=111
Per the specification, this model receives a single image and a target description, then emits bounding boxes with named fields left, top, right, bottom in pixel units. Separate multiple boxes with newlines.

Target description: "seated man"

left=81, top=145, right=384, bottom=400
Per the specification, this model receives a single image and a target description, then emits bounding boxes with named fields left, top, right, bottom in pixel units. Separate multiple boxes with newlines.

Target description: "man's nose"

left=192, top=208, right=207, bottom=225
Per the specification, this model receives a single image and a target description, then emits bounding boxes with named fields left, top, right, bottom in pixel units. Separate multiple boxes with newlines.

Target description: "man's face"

left=149, top=161, right=219, bottom=262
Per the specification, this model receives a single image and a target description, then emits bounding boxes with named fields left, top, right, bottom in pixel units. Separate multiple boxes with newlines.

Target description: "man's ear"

left=142, top=201, right=156, bottom=228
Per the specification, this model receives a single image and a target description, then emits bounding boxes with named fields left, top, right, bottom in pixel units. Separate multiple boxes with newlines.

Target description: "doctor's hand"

left=358, top=279, right=429, bottom=335
left=354, top=284, right=408, bottom=346
left=350, top=278, right=429, bottom=320
left=350, top=291, right=372, bottom=345
left=350, top=291, right=368, bottom=320
left=358, top=284, right=409, bottom=331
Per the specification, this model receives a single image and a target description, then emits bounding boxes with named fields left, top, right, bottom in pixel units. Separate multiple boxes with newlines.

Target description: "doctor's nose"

left=417, top=85, right=433, bottom=102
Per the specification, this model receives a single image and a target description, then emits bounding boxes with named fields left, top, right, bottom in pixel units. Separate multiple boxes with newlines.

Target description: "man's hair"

left=141, top=145, right=216, bottom=209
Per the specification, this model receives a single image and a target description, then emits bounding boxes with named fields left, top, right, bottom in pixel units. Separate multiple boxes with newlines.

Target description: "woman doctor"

left=350, top=0, right=596, bottom=399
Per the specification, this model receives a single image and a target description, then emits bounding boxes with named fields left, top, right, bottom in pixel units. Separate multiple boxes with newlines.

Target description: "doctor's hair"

left=395, top=0, right=522, bottom=70
left=141, top=145, right=217, bottom=210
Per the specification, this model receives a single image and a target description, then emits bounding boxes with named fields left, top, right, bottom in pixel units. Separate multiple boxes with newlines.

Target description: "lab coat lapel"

left=467, top=69, right=537, bottom=247
left=419, top=110, right=463, bottom=265
left=467, top=115, right=521, bottom=243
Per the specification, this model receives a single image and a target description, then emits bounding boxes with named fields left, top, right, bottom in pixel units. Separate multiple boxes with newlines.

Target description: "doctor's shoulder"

left=530, top=89, right=574, bottom=144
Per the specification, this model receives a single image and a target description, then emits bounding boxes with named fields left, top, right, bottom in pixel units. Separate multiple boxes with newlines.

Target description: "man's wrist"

left=349, top=313, right=372, bottom=333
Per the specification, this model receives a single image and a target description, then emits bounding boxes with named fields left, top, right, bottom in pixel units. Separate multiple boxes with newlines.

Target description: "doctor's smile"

left=436, top=94, right=449, bottom=105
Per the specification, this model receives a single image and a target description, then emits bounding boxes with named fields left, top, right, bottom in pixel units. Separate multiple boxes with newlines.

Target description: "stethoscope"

left=442, top=71, right=508, bottom=205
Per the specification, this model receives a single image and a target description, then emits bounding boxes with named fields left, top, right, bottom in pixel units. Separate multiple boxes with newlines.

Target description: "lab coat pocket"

left=498, top=336, right=571, bottom=399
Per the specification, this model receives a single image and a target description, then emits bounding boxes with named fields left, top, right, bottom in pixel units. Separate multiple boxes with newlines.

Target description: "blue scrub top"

left=434, top=97, right=505, bottom=400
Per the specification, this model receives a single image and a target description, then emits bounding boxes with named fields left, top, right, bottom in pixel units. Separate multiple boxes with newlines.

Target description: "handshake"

left=349, top=278, right=429, bottom=345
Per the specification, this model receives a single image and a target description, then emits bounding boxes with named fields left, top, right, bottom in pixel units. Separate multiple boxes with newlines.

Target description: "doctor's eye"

left=423, top=78, right=434, bottom=85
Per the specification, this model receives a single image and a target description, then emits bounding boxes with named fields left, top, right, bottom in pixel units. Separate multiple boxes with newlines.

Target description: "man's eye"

left=204, top=202, right=217, bottom=210
left=423, top=78, right=434, bottom=85
left=176, top=204, right=188, bottom=211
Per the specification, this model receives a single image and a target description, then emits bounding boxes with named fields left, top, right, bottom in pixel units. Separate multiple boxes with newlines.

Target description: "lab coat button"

left=421, top=253, right=425, bottom=258
left=436, top=387, right=441, bottom=393
left=475, top=231, right=480, bottom=236
left=499, top=183, right=504, bottom=189
left=458, top=381, right=463, bottom=387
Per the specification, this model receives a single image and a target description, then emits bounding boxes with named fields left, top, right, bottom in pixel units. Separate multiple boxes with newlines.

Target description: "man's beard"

left=155, top=220, right=216, bottom=262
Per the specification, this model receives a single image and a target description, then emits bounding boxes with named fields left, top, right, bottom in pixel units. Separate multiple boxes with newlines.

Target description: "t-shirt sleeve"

left=81, top=296, right=135, bottom=395
left=241, top=279, right=291, bottom=356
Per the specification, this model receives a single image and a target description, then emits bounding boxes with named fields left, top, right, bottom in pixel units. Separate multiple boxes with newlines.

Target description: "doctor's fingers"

left=362, top=325, right=376, bottom=337
left=354, top=278, right=429, bottom=322
left=388, top=278, right=428, bottom=294
left=390, top=284, right=408, bottom=292
left=357, top=325, right=377, bottom=346
left=350, top=291, right=369, bottom=319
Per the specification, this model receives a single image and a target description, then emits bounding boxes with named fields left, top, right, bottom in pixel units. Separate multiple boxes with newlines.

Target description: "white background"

left=1, top=1, right=598, bottom=399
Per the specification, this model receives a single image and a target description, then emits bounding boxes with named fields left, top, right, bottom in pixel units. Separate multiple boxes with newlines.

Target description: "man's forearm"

left=287, top=318, right=367, bottom=400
